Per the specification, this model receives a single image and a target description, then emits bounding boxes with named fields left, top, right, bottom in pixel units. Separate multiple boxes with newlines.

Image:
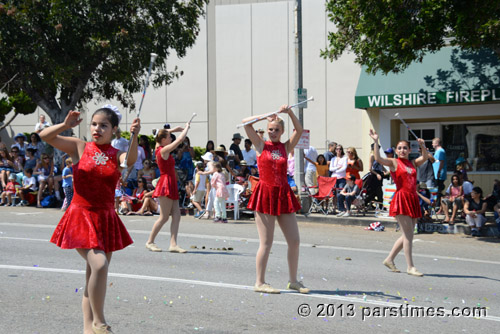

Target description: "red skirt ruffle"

left=247, top=182, right=301, bottom=216
left=389, top=190, right=422, bottom=218
left=50, top=204, right=133, bottom=253
left=152, top=174, right=179, bottom=200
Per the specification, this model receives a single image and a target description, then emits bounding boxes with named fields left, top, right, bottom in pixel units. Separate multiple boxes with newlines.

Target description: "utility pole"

left=294, top=0, right=307, bottom=211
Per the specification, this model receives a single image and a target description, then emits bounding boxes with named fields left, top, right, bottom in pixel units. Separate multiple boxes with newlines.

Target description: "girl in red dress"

left=145, top=124, right=191, bottom=253
left=369, top=130, right=428, bottom=277
left=242, top=105, right=309, bottom=294
left=41, top=107, right=140, bottom=334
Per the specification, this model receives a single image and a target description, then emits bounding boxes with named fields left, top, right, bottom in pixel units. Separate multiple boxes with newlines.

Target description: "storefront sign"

left=355, top=88, right=500, bottom=108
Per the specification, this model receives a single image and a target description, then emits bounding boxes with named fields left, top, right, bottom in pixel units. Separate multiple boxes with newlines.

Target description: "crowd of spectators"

left=1, top=117, right=499, bottom=236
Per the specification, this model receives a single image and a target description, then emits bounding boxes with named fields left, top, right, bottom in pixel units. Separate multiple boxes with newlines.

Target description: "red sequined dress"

left=247, top=141, right=301, bottom=216
left=50, top=142, right=133, bottom=253
left=152, top=146, right=179, bottom=200
left=389, top=158, right=422, bottom=218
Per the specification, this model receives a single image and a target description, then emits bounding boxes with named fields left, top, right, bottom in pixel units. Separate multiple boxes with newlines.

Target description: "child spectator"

left=0, top=174, right=20, bottom=206
left=305, top=154, right=329, bottom=178
left=17, top=168, right=37, bottom=206
left=61, top=158, right=74, bottom=211
left=211, top=162, right=229, bottom=223
left=193, top=162, right=208, bottom=218
left=336, top=174, right=359, bottom=217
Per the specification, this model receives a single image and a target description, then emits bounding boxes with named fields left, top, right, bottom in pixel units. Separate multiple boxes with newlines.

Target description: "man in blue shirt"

left=429, top=137, right=447, bottom=196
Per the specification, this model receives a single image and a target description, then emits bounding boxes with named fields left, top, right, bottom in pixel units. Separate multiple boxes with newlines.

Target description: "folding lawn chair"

left=306, top=176, right=337, bottom=216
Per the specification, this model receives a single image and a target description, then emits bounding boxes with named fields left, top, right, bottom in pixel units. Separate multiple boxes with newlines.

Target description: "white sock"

left=55, top=191, right=61, bottom=200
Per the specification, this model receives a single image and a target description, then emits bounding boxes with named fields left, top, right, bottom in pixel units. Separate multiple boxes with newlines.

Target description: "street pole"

left=294, top=0, right=307, bottom=212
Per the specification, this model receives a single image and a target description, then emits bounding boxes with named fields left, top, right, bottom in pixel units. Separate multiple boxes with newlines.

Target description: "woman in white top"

left=329, top=144, right=348, bottom=189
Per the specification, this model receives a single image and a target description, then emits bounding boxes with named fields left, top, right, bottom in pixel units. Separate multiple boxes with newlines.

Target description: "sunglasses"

left=346, top=151, right=353, bottom=154
left=11, top=151, right=19, bottom=153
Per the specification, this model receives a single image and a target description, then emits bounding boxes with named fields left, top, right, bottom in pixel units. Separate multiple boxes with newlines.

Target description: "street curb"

left=294, top=213, right=499, bottom=237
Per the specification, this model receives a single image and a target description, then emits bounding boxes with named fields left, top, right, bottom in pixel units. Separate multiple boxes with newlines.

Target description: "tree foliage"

left=0, top=0, right=208, bottom=125
left=321, top=0, right=500, bottom=74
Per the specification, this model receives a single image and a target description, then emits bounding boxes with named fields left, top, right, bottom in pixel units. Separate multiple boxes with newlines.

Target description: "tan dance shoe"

left=383, top=260, right=400, bottom=273
left=254, top=283, right=281, bottom=294
left=407, top=267, right=424, bottom=277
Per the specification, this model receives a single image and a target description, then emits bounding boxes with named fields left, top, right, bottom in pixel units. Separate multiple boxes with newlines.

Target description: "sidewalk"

left=294, top=210, right=500, bottom=238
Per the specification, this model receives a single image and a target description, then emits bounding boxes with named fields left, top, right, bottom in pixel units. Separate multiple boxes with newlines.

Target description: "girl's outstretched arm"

left=369, top=129, right=397, bottom=172
left=40, top=111, right=85, bottom=162
left=159, top=122, right=190, bottom=159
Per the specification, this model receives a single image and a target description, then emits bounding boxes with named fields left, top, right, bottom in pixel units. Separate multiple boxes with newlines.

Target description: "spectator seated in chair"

left=336, top=175, right=359, bottom=217
left=463, top=187, right=487, bottom=237
left=17, top=168, right=37, bottom=206
left=0, top=174, right=20, bottom=206
left=441, top=174, right=463, bottom=225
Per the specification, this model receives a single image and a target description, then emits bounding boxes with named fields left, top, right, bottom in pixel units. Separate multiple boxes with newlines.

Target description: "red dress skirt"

left=389, top=158, right=422, bottom=218
left=152, top=146, right=179, bottom=200
left=247, top=141, right=301, bottom=216
left=50, top=142, right=133, bottom=253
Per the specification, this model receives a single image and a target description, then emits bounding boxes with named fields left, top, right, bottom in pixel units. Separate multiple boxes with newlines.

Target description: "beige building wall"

left=2, top=0, right=363, bottom=166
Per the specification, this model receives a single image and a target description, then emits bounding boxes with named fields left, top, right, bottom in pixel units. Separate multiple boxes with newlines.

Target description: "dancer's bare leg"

left=169, top=199, right=182, bottom=248
left=255, top=212, right=275, bottom=286
left=385, top=235, right=403, bottom=264
left=277, top=213, right=300, bottom=283
left=147, top=196, right=173, bottom=244
left=396, top=215, right=417, bottom=269
left=77, top=249, right=112, bottom=333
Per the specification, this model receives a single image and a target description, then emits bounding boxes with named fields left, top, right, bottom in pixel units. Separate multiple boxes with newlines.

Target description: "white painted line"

left=1, top=222, right=500, bottom=266
left=1, top=264, right=499, bottom=322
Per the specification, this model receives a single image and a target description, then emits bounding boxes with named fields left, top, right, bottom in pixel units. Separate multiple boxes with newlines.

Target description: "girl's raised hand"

left=279, top=104, right=291, bottom=114
left=130, top=118, right=141, bottom=135
left=369, top=129, right=379, bottom=142
left=64, top=111, right=83, bottom=128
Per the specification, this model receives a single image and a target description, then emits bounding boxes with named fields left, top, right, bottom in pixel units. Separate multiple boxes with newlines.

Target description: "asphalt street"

left=1, top=207, right=499, bottom=333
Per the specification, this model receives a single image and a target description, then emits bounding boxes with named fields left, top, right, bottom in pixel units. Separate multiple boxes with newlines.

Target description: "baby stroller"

left=175, top=167, right=189, bottom=208
left=351, top=178, right=368, bottom=216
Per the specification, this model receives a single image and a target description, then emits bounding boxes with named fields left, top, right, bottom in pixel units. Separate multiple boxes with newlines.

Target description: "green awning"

left=355, top=47, right=500, bottom=109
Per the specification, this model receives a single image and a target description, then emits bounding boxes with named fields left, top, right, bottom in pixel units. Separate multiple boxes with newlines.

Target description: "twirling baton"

left=121, top=53, right=158, bottom=168
left=188, top=112, right=197, bottom=124
left=236, top=96, right=314, bottom=128
left=394, top=112, right=419, bottom=141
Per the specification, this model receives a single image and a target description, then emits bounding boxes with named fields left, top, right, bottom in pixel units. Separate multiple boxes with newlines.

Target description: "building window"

left=442, top=122, right=500, bottom=172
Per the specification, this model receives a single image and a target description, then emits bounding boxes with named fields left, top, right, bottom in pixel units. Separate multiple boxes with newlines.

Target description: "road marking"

left=1, top=222, right=500, bottom=266
left=1, top=264, right=499, bottom=322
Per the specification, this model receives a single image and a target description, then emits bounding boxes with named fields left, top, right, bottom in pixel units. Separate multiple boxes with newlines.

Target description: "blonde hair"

left=268, top=116, right=285, bottom=131
left=347, top=147, right=359, bottom=161
left=212, top=161, right=222, bottom=172
left=65, top=157, right=73, bottom=165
